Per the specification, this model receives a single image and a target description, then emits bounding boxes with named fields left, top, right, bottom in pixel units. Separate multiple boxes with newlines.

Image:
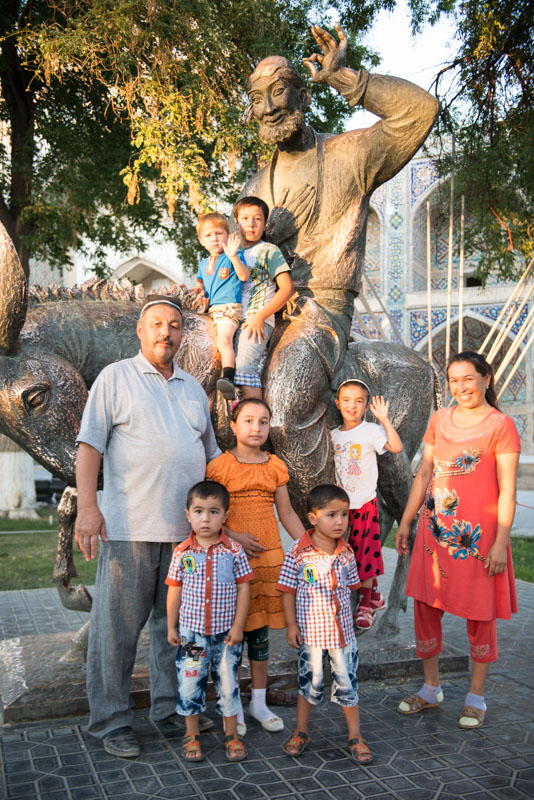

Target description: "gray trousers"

left=87, top=540, right=177, bottom=738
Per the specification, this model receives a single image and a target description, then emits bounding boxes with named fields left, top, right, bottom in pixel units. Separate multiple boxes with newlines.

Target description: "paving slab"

left=0, top=549, right=470, bottom=724
left=1, top=548, right=533, bottom=798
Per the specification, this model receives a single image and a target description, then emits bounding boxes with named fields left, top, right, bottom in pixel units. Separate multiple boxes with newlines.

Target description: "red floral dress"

left=405, top=407, right=520, bottom=621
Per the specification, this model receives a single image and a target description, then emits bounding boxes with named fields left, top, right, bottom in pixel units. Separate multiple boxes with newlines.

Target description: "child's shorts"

left=207, top=303, right=242, bottom=328
left=176, top=629, right=242, bottom=717
left=297, top=640, right=359, bottom=707
left=234, top=321, right=274, bottom=388
left=348, top=498, right=384, bottom=580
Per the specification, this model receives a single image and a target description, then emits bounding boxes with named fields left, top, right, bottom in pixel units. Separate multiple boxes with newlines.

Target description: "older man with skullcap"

left=75, top=295, right=220, bottom=758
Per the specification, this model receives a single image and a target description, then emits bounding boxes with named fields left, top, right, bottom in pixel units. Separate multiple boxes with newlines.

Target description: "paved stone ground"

left=1, top=551, right=534, bottom=799
left=1, top=673, right=533, bottom=800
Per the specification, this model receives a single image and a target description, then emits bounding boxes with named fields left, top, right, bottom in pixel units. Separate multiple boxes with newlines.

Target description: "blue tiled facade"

left=355, top=153, right=533, bottom=451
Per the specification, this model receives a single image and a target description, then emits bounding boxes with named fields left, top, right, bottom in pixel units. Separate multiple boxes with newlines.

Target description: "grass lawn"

left=0, top=510, right=98, bottom=591
left=382, top=527, right=534, bottom=583
left=1, top=513, right=532, bottom=591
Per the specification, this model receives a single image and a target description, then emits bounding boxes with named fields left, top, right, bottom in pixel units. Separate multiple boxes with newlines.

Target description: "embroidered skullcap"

left=335, top=379, right=371, bottom=398
left=139, top=294, right=183, bottom=319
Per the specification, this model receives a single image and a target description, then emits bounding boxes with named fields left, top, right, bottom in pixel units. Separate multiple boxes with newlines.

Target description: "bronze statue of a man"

left=240, top=25, right=439, bottom=510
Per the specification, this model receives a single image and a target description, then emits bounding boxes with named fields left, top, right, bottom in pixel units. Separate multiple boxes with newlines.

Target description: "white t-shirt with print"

left=331, top=421, right=387, bottom=509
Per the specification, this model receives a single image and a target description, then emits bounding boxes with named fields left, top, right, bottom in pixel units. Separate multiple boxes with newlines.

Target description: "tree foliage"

left=409, top=0, right=534, bottom=282
left=1, top=0, right=390, bottom=276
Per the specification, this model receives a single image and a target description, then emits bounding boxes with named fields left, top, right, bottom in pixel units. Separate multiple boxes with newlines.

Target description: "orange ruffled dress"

left=405, top=407, right=521, bottom=621
left=206, top=451, right=288, bottom=631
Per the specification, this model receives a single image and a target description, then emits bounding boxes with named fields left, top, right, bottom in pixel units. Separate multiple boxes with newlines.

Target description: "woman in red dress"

left=395, top=352, right=520, bottom=729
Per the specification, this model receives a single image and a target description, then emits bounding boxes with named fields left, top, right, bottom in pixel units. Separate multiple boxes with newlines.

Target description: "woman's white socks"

left=418, top=683, right=444, bottom=704
left=465, top=691, right=486, bottom=711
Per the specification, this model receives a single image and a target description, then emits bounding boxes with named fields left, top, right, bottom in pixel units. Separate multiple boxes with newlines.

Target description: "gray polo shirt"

left=76, top=351, right=220, bottom=542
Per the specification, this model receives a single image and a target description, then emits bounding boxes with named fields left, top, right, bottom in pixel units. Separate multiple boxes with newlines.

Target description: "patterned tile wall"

left=357, top=153, right=533, bottom=449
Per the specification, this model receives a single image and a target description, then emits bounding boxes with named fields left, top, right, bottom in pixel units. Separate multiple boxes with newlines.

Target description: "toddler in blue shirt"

left=196, top=212, right=249, bottom=399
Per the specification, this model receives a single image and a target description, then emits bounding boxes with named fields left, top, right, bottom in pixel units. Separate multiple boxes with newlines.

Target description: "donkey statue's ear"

left=0, top=221, right=28, bottom=355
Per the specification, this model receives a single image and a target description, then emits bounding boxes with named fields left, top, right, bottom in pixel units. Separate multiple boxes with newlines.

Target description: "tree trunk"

left=0, top=13, right=35, bottom=279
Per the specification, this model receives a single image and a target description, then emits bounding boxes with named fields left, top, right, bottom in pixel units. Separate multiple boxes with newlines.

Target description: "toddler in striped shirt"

left=277, top=484, right=373, bottom=764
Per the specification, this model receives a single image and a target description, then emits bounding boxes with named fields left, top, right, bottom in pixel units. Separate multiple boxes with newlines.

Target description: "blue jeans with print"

left=176, top=629, right=242, bottom=717
left=298, top=640, right=359, bottom=707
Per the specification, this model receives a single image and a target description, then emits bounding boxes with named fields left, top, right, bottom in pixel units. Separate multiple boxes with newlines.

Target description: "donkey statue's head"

left=0, top=222, right=88, bottom=484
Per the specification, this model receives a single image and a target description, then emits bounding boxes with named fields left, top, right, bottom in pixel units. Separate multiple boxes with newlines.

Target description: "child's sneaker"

left=217, top=377, right=236, bottom=400
left=355, top=605, right=375, bottom=631
left=370, top=591, right=387, bottom=612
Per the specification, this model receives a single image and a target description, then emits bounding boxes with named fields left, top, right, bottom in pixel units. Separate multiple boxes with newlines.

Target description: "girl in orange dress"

left=206, top=398, right=305, bottom=733
left=395, top=352, right=520, bottom=729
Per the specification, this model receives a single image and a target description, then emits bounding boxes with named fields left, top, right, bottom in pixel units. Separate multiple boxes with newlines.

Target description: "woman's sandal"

left=458, top=705, right=485, bottom=729
left=283, top=730, right=310, bottom=756
left=348, top=736, right=373, bottom=765
left=182, top=734, right=204, bottom=762
left=397, top=692, right=442, bottom=714
left=224, top=734, right=247, bottom=762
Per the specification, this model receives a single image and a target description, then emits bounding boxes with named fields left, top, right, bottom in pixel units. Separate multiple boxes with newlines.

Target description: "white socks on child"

left=418, top=682, right=444, bottom=705
left=249, top=688, right=274, bottom=721
left=465, top=691, right=486, bottom=711
left=248, top=688, right=284, bottom=731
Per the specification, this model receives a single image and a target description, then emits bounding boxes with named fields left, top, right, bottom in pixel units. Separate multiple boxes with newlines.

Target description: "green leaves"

left=1, top=0, right=389, bottom=273
left=411, top=0, right=534, bottom=282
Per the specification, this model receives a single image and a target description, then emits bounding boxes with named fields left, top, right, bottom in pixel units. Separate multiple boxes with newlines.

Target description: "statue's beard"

left=258, top=110, right=305, bottom=145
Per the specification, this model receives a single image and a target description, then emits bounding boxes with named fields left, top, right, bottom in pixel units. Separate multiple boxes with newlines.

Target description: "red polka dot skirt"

left=347, top=497, right=384, bottom=580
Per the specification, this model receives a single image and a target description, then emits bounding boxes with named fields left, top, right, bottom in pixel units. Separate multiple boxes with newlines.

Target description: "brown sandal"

left=397, top=692, right=442, bottom=714
left=348, top=736, right=373, bottom=764
left=458, top=705, right=485, bottom=729
left=182, top=734, right=204, bottom=762
left=224, top=734, right=247, bottom=761
left=283, top=730, right=310, bottom=756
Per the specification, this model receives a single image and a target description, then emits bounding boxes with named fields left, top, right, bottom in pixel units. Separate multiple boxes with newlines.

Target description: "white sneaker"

left=248, top=704, right=284, bottom=732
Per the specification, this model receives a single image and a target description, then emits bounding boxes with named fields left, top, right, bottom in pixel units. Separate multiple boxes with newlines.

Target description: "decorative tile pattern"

left=388, top=286, right=403, bottom=303
left=362, top=153, right=531, bottom=449
left=351, top=313, right=383, bottom=341
left=363, top=211, right=382, bottom=298
left=389, top=309, right=404, bottom=345
left=471, top=304, right=529, bottom=338
left=500, top=363, right=527, bottom=403
left=390, top=174, right=404, bottom=208
left=509, top=414, right=527, bottom=437
left=370, top=185, right=386, bottom=218
left=411, top=160, right=440, bottom=206
left=389, top=211, right=403, bottom=230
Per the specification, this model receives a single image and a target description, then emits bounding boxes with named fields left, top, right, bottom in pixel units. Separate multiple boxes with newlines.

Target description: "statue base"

left=0, top=627, right=468, bottom=725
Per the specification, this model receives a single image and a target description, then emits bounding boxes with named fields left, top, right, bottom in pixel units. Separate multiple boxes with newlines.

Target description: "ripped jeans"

left=175, top=629, right=243, bottom=717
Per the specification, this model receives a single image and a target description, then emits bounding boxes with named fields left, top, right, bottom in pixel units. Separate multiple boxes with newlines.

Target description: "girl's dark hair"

left=231, top=397, right=272, bottom=422
left=447, top=351, right=499, bottom=410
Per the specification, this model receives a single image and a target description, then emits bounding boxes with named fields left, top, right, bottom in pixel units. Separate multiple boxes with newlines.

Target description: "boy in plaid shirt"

left=166, top=480, right=254, bottom=763
left=277, top=484, right=373, bottom=764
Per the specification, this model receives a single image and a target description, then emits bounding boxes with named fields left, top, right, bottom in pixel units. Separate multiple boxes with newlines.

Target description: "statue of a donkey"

left=0, top=220, right=438, bottom=637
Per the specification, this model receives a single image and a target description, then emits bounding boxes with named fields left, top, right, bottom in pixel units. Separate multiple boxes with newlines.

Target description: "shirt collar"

left=176, top=529, right=232, bottom=553
left=134, top=350, right=184, bottom=381
left=296, top=529, right=352, bottom=557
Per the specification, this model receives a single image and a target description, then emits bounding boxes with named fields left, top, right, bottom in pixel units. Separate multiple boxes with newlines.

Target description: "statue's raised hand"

left=303, top=23, right=347, bottom=84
